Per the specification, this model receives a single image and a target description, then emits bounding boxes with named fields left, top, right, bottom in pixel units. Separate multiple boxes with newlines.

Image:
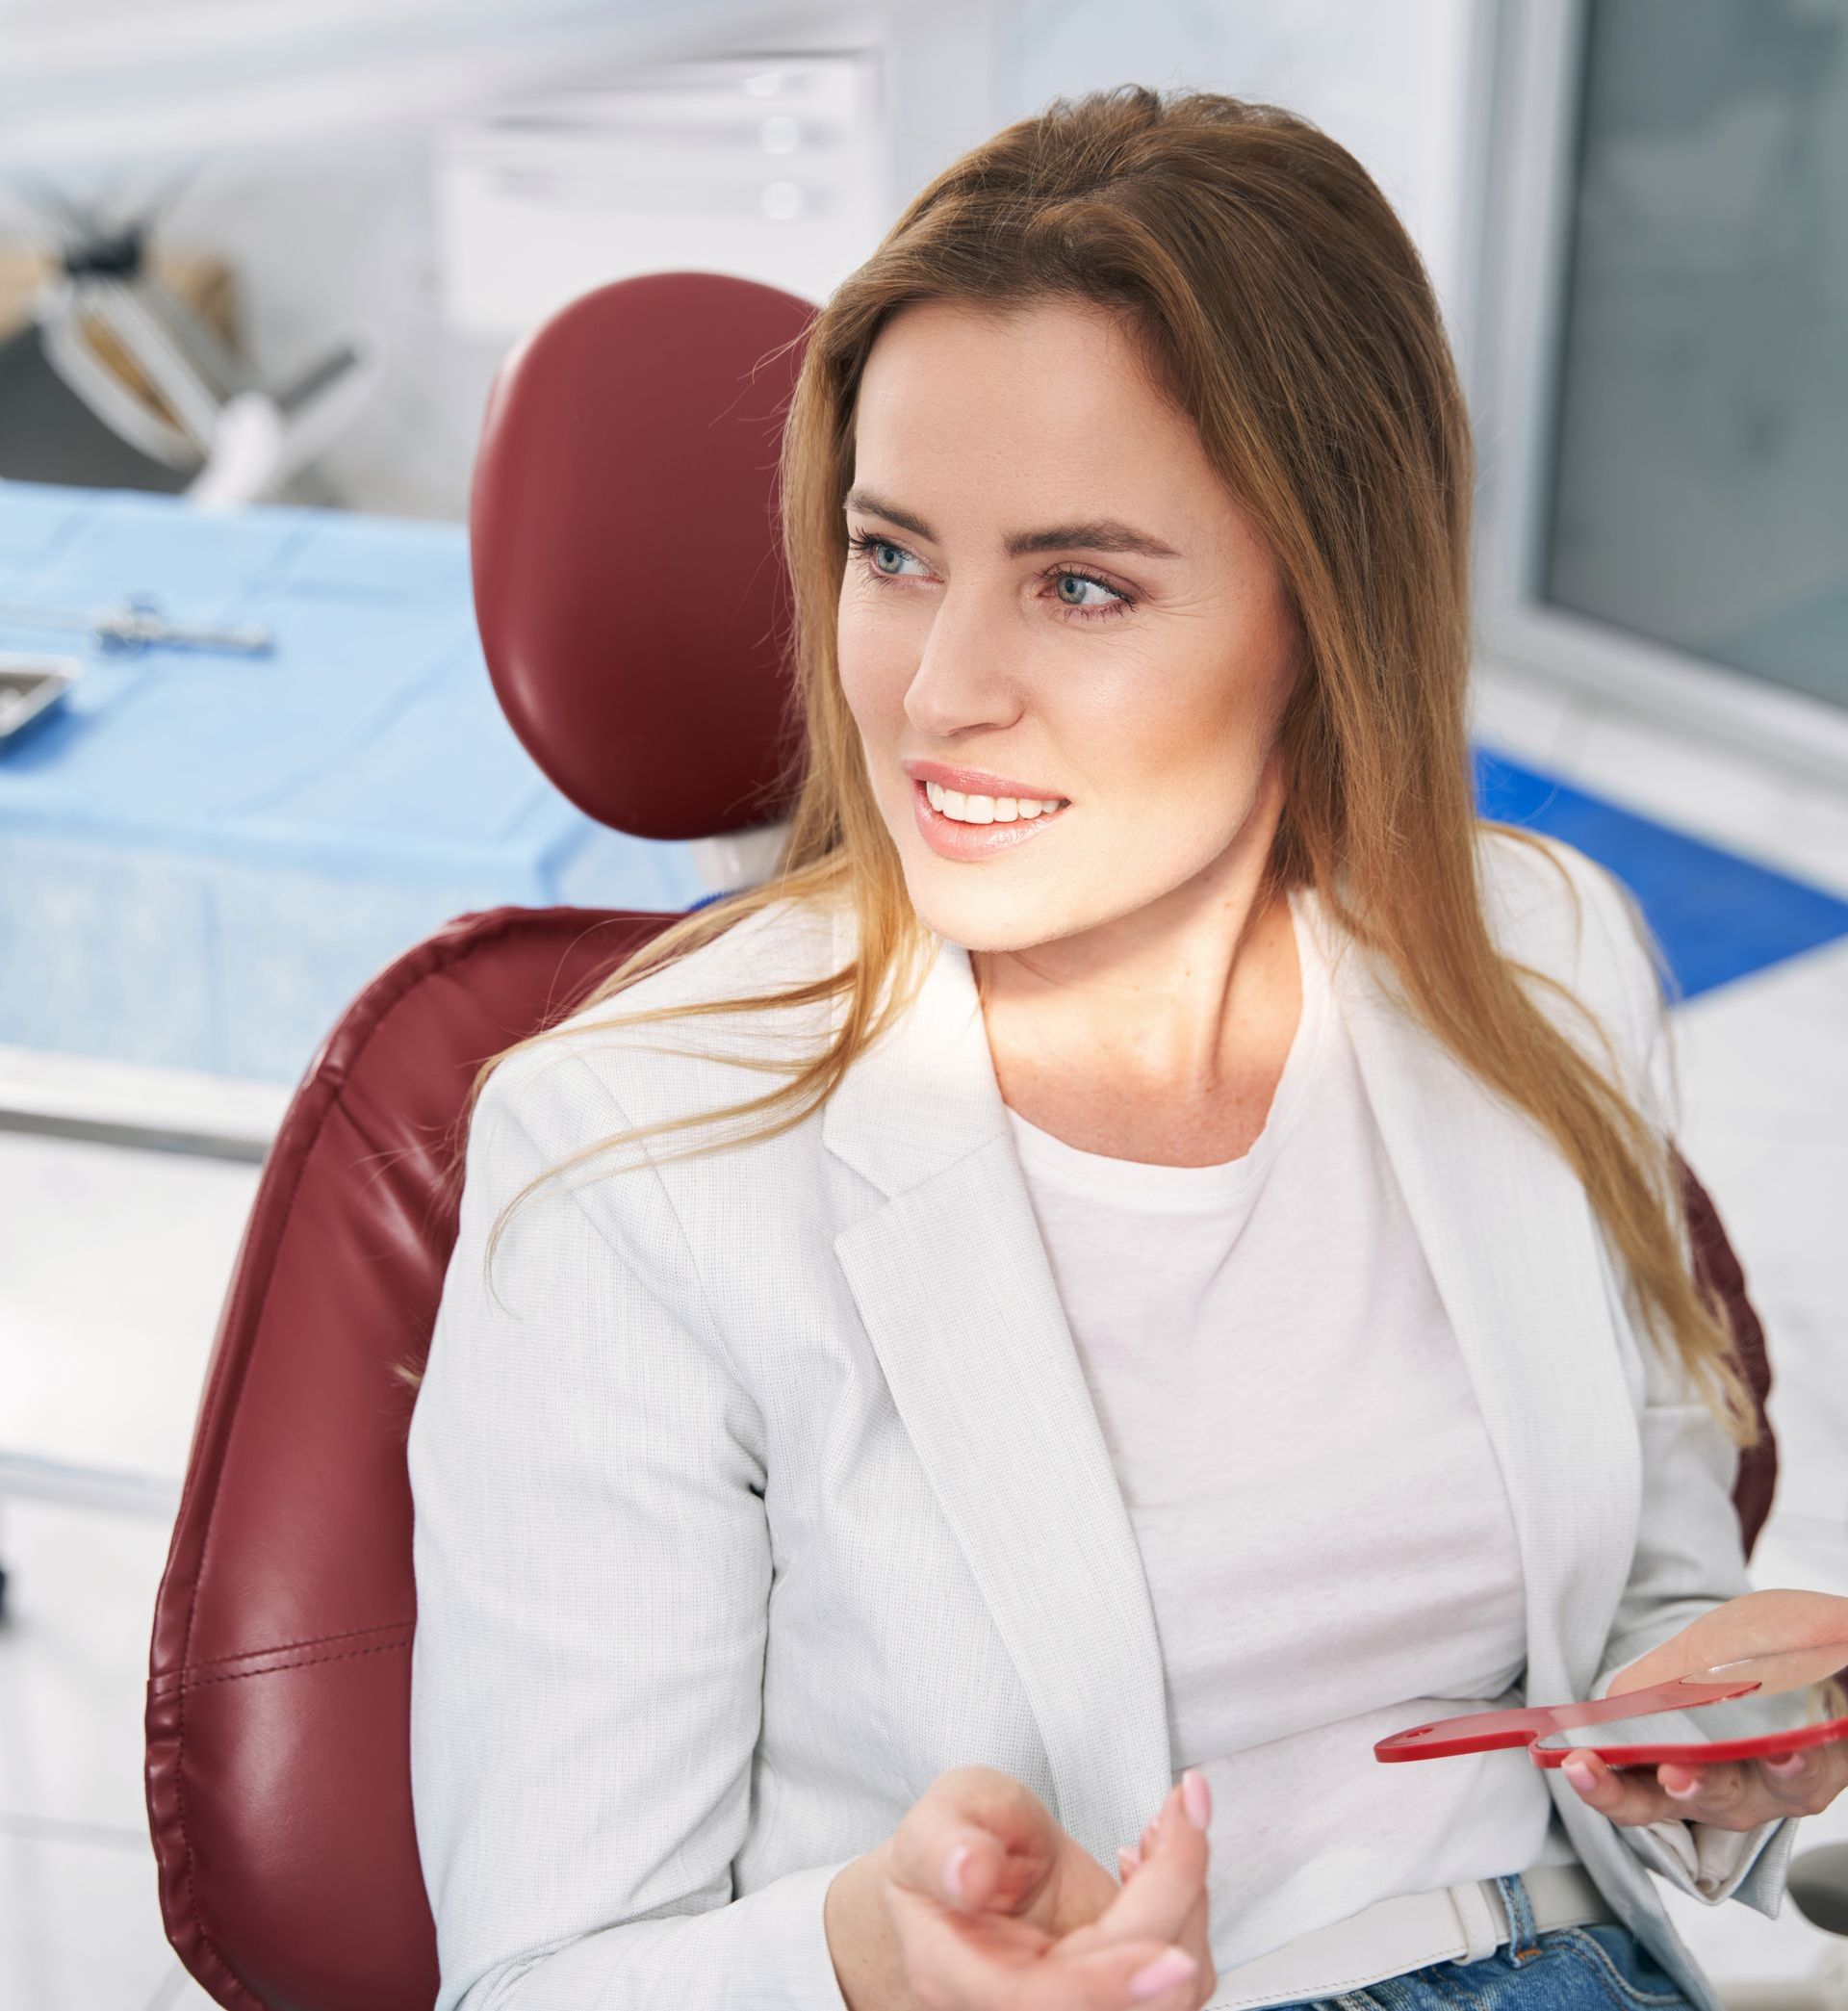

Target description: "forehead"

left=851, top=296, right=1214, bottom=524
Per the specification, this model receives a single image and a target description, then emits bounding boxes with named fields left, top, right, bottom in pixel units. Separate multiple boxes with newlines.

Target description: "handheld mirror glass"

left=1375, top=1627, right=1848, bottom=1772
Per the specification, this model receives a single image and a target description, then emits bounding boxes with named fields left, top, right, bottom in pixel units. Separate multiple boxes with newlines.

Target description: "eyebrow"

left=843, top=487, right=1184, bottom=561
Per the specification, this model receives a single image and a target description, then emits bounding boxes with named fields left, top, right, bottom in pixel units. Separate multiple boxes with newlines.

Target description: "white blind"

left=430, top=51, right=886, bottom=340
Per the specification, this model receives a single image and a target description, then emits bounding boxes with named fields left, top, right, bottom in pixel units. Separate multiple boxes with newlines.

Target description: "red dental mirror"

left=1377, top=1596, right=1848, bottom=1774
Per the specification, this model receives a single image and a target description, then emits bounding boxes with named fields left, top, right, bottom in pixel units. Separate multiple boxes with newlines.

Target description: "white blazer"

left=407, top=827, right=1798, bottom=2011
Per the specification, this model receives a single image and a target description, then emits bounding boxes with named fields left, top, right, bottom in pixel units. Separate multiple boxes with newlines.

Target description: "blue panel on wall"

left=1474, top=747, right=1848, bottom=1002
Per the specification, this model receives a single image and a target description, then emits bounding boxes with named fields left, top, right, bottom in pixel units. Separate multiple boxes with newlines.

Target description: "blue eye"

left=843, top=528, right=1136, bottom=621
left=1050, top=571, right=1119, bottom=612
left=853, top=533, right=917, bottom=580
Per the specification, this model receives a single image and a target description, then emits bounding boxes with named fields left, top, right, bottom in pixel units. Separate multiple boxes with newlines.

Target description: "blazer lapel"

left=1309, top=885, right=1653, bottom=1907
left=822, top=903, right=1176, bottom=1869
left=1300, top=887, right=1642, bottom=1721
left=820, top=886, right=1643, bottom=1879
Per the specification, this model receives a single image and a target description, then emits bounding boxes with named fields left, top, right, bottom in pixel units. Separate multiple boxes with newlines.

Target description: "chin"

left=899, top=866, right=1087, bottom=955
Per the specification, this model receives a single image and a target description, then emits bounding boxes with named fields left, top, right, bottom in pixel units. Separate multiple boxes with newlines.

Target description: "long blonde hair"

left=393, top=84, right=1758, bottom=1453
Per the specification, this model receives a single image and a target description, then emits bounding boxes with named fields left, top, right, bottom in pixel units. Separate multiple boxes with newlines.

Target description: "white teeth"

left=924, top=779, right=1065, bottom=824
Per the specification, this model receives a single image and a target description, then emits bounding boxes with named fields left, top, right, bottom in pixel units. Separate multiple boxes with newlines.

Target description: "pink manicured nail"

left=1130, top=1948, right=1198, bottom=2000
left=1661, top=1768, right=1702, bottom=1799
left=1182, top=1768, right=1211, bottom=1829
left=943, top=1843, right=970, bottom=1902
left=1562, top=1759, right=1596, bottom=1793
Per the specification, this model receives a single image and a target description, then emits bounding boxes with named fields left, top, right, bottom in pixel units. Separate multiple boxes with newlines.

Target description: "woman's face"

left=837, top=295, right=1301, bottom=957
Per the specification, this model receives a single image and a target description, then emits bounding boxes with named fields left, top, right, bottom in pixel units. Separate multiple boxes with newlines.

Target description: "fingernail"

left=1118, top=1844, right=1142, bottom=1878
left=1183, top=1767, right=1211, bottom=1829
left=1662, top=1768, right=1702, bottom=1799
left=1562, top=1759, right=1596, bottom=1793
left=943, top=1843, right=970, bottom=1903
left=1766, top=1753, right=1806, bottom=1775
left=1130, top=1948, right=1198, bottom=1999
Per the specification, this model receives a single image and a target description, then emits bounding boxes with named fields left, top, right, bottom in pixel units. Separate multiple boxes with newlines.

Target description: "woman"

left=404, top=87, right=1846, bottom=2011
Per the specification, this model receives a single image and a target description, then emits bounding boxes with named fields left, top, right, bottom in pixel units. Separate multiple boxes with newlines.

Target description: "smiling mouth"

left=916, top=777, right=1071, bottom=824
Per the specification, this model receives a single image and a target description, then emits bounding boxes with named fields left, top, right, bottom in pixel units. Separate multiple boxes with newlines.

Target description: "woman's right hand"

left=877, top=1763, right=1217, bottom=2010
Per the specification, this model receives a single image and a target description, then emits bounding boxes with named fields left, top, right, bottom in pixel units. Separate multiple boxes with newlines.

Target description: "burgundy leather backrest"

left=471, top=268, right=815, bottom=842
left=145, top=908, right=667, bottom=2011
left=144, top=271, right=1781, bottom=2011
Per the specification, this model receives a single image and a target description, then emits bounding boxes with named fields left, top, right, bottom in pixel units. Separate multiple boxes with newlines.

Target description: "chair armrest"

left=1673, top=1146, right=1778, bottom=1559
left=1789, top=1843, right=1848, bottom=1937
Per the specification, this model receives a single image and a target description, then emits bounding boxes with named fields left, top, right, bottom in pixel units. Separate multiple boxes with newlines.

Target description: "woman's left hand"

left=1557, top=1740, right=1848, bottom=1829
left=1564, top=1586, right=1848, bottom=1828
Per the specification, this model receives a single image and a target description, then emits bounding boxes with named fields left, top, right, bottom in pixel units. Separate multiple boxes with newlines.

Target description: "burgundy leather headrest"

left=470, top=270, right=816, bottom=841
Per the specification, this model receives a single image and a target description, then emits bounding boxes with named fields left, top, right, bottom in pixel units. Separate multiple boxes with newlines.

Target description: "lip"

left=901, top=758, right=1068, bottom=804
left=910, top=776, right=1071, bottom=859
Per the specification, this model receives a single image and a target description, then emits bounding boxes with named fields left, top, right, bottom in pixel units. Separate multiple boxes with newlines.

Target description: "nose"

left=900, top=585, right=1029, bottom=738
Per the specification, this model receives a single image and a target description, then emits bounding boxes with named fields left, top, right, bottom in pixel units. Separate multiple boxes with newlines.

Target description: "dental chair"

left=141, top=271, right=1842, bottom=2011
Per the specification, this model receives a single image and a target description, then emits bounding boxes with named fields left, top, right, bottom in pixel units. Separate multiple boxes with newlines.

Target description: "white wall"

left=145, top=0, right=1493, bottom=521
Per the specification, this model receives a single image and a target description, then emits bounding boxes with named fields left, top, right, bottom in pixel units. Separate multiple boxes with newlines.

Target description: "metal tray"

left=0, top=653, right=82, bottom=745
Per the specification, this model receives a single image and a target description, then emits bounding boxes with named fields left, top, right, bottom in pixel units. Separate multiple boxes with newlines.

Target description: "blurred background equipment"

left=432, top=54, right=884, bottom=342
left=0, top=185, right=378, bottom=509
left=0, top=0, right=794, bottom=509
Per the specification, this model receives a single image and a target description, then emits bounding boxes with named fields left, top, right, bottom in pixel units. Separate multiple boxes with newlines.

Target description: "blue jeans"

left=1271, top=1873, right=1696, bottom=2011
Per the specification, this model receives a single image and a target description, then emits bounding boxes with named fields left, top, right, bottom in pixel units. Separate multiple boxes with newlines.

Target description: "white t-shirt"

left=1001, top=885, right=1581, bottom=1983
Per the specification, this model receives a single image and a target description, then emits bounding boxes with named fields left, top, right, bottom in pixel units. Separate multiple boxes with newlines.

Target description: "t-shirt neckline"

left=1001, top=886, right=1333, bottom=1209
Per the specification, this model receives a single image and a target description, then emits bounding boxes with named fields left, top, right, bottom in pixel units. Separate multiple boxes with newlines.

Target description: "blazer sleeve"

left=407, top=1046, right=858, bottom=2011
left=1571, top=853, right=1800, bottom=1918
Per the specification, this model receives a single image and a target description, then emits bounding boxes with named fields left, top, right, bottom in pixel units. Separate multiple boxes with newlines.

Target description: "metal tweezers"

left=0, top=594, right=274, bottom=655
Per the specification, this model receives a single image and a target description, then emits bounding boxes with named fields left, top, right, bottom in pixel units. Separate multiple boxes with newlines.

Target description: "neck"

left=972, top=861, right=1299, bottom=1102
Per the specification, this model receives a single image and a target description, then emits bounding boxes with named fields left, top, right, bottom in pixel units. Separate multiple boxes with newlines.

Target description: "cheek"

left=835, top=601, right=907, bottom=730
left=1073, top=653, right=1267, bottom=796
